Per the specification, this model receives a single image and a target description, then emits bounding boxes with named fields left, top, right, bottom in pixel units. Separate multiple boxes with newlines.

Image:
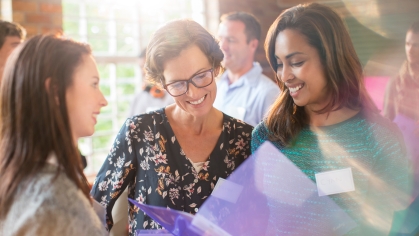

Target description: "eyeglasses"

left=162, top=68, right=214, bottom=97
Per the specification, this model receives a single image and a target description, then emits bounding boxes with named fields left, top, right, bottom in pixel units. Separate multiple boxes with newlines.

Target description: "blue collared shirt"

left=213, top=62, right=281, bottom=126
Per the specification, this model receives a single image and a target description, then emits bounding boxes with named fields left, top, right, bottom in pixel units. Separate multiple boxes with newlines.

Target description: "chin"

left=292, top=99, right=305, bottom=107
left=81, top=130, right=95, bottom=138
left=190, top=107, right=212, bottom=118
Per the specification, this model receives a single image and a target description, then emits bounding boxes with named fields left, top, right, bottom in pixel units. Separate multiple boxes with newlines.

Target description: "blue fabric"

left=213, top=62, right=280, bottom=126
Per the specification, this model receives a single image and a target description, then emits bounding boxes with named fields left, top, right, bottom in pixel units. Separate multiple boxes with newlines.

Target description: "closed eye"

left=170, top=82, right=185, bottom=90
left=194, top=74, right=206, bottom=80
left=292, top=61, right=304, bottom=67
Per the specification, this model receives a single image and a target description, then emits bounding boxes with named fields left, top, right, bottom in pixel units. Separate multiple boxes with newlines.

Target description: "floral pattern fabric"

left=91, top=108, right=253, bottom=235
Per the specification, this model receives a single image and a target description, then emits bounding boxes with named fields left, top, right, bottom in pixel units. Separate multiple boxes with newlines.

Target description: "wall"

left=219, top=0, right=283, bottom=80
left=219, top=0, right=419, bottom=79
left=2, top=0, right=62, bottom=37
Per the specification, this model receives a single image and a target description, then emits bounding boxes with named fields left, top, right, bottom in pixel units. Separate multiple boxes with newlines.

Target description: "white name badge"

left=315, top=168, right=355, bottom=197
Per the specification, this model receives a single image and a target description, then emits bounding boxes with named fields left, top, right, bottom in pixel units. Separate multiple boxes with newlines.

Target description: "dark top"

left=251, top=111, right=411, bottom=235
left=91, top=108, right=253, bottom=235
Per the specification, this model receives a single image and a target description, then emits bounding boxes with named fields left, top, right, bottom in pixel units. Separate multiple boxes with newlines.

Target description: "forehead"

left=218, top=20, right=246, bottom=37
left=274, top=29, right=313, bottom=58
left=163, top=45, right=210, bottom=82
left=406, top=31, right=419, bottom=43
left=73, top=54, right=98, bottom=78
left=4, top=36, right=22, bottom=43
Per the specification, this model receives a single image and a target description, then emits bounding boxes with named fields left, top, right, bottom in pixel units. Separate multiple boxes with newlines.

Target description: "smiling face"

left=163, top=44, right=216, bottom=118
left=66, top=54, right=108, bottom=142
left=275, top=29, right=329, bottom=112
left=217, top=20, right=257, bottom=73
left=406, top=30, right=419, bottom=66
left=0, top=36, right=22, bottom=63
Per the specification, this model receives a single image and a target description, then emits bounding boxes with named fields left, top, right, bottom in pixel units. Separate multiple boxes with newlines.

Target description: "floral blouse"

left=91, top=108, right=253, bottom=235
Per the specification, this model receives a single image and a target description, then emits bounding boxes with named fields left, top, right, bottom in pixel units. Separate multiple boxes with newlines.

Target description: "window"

left=63, top=0, right=210, bottom=176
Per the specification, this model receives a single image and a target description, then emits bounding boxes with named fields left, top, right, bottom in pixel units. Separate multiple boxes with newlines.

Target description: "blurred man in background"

left=214, top=12, right=280, bottom=126
left=0, top=20, right=26, bottom=82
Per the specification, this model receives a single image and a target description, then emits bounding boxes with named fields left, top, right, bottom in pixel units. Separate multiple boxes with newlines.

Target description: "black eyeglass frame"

left=161, top=67, right=215, bottom=97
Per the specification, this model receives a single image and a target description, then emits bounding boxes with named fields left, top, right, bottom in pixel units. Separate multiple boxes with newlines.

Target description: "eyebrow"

left=285, top=52, right=304, bottom=59
left=275, top=51, right=305, bottom=61
left=167, top=67, right=208, bottom=83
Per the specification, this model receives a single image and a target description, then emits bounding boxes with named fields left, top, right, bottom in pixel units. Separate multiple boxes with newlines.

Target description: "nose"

left=219, top=39, right=228, bottom=53
left=406, top=44, right=413, bottom=55
left=99, top=90, right=108, bottom=107
left=278, top=65, right=293, bottom=83
left=185, top=82, right=200, bottom=98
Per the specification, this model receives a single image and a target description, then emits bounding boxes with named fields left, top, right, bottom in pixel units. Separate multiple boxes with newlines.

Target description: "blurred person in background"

left=214, top=12, right=280, bottom=126
left=0, top=20, right=25, bottom=81
left=0, top=35, right=108, bottom=235
left=384, top=21, right=419, bottom=122
left=383, top=20, right=419, bottom=198
left=91, top=19, right=253, bottom=235
left=252, top=3, right=410, bottom=235
left=128, top=48, right=173, bottom=117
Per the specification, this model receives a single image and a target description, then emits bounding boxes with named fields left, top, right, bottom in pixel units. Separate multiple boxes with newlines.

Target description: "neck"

left=0, top=58, right=6, bottom=68
left=169, top=105, right=222, bottom=135
left=0, top=59, right=5, bottom=79
left=72, top=135, right=79, bottom=148
left=408, top=62, right=419, bottom=79
left=227, top=61, right=254, bottom=84
left=306, top=106, right=360, bottom=127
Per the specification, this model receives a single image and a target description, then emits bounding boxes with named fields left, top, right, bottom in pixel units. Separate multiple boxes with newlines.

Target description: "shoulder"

left=5, top=167, right=105, bottom=236
left=361, top=111, right=400, bottom=134
left=385, top=75, right=400, bottom=93
left=125, top=109, right=167, bottom=132
left=22, top=165, right=88, bottom=207
left=130, top=108, right=166, bottom=122
left=360, top=111, right=405, bottom=148
left=216, top=71, right=229, bottom=83
left=251, top=122, right=272, bottom=152
left=252, top=122, right=270, bottom=139
left=223, top=113, right=253, bottom=133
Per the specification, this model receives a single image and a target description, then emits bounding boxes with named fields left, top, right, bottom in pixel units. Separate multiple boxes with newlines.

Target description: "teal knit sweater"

left=251, top=111, right=410, bottom=235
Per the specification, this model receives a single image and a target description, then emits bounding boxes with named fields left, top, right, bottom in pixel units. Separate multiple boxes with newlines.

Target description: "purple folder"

left=130, top=142, right=356, bottom=236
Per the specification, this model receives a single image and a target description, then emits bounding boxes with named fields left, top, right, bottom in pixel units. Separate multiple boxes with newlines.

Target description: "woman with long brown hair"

left=252, top=3, right=410, bottom=235
left=0, top=35, right=108, bottom=235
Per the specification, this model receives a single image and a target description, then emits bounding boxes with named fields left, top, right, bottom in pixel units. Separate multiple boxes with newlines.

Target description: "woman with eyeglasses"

left=91, top=19, right=253, bottom=235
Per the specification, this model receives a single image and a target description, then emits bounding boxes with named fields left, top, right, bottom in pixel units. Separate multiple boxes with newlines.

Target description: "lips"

left=287, top=83, right=304, bottom=95
left=93, top=112, right=100, bottom=124
left=188, top=95, right=206, bottom=105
